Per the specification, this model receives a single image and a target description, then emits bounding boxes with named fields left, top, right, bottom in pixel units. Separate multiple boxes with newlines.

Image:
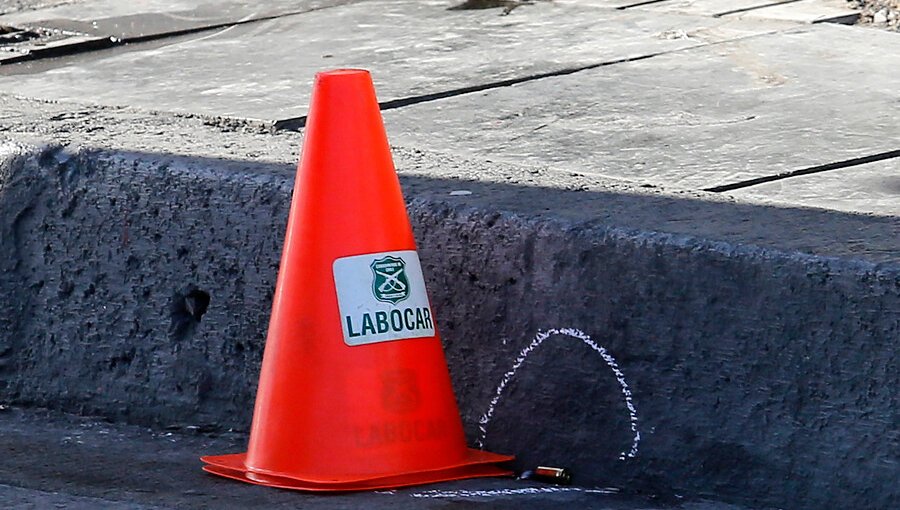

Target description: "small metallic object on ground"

left=518, top=466, right=573, bottom=485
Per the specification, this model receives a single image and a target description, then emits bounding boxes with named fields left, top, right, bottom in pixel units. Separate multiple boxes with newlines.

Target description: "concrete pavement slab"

left=727, top=0, right=859, bottom=24
left=556, top=0, right=644, bottom=8
left=0, top=0, right=356, bottom=64
left=633, top=0, right=788, bottom=17
left=729, top=157, right=900, bottom=216
left=0, top=484, right=168, bottom=510
left=637, top=0, right=860, bottom=24
left=0, top=0, right=87, bottom=16
left=0, top=0, right=350, bottom=30
left=0, top=1, right=790, bottom=120
left=384, top=23, right=900, bottom=196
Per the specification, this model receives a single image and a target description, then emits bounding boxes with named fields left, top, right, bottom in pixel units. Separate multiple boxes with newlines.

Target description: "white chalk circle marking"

left=407, top=487, right=619, bottom=498
left=476, top=328, right=641, bottom=460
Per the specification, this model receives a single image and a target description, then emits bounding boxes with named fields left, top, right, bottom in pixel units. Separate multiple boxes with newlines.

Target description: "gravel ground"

left=849, top=0, right=899, bottom=29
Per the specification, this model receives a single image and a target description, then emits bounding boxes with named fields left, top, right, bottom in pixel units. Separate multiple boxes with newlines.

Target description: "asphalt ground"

left=0, top=406, right=759, bottom=510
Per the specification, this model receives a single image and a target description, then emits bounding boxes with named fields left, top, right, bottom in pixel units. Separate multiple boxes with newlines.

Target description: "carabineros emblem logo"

left=371, top=255, right=410, bottom=304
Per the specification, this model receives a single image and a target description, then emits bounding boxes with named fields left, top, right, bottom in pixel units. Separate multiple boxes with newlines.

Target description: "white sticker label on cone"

left=333, top=250, right=435, bottom=346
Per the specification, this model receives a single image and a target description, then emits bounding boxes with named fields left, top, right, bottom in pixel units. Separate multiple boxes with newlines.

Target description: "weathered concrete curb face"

left=0, top=144, right=897, bottom=510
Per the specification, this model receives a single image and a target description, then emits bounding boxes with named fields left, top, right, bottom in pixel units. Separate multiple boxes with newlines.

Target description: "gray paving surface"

left=729, top=157, right=900, bottom=216
left=640, top=0, right=860, bottom=23
left=386, top=23, right=899, bottom=197
left=0, top=407, right=753, bottom=510
left=0, top=0, right=83, bottom=16
left=1, top=0, right=347, bottom=30
left=1, top=0, right=895, bottom=215
left=0, top=1, right=357, bottom=64
left=0, top=1, right=788, bottom=119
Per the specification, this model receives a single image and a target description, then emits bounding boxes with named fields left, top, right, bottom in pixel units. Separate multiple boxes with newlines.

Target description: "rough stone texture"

left=0, top=142, right=897, bottom=510
left=0, top=144, right=290, bottom=427
left=851, top=0, right=900, bottom=29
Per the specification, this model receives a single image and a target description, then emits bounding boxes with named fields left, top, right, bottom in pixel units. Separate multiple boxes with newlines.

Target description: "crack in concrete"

left=617, top=0, right=673, bottom=10
left=704, top=148, right=900, bottom=192
left=713, top=0, right=804, bottom=19
left=273, top=29, right=785, bottom=131
left=274, top=54, right=658, bottom=131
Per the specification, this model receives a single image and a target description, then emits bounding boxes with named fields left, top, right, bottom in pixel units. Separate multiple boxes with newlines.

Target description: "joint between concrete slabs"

left=278, top=28, right=790, bottom=131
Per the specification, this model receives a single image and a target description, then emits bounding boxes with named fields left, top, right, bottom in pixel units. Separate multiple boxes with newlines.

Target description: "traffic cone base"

left=201, top=450, right=513, bottom=491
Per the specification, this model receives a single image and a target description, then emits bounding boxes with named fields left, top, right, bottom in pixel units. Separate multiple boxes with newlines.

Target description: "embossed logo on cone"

left=371, top=255, right=410, bottom=304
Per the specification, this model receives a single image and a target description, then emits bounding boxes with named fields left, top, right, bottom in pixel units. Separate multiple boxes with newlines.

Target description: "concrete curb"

left=1, top=143, right=897, bottom=509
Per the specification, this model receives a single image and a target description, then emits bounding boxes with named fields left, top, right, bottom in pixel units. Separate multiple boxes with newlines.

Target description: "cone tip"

left=316, top=68, right=371, bottom=80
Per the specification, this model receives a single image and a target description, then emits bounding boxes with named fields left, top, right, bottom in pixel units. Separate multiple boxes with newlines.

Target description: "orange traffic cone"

left=201, top=69, right=513, bottom=491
